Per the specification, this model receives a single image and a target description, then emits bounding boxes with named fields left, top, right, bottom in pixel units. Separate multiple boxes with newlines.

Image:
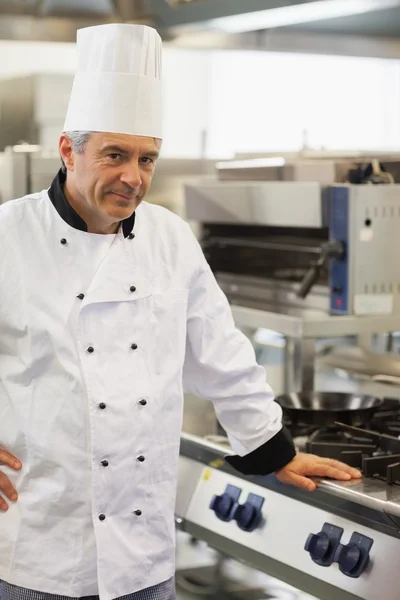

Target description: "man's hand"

left=275, top=453, right=362, bottom=492
left=0, top=448, right=22, bottom=511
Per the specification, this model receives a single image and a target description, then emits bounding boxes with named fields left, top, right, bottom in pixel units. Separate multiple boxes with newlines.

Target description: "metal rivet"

left=77, top=293, right=85, bottom=300
left=137, top=456, right=145, bottom=462
left=134, top=509, right=142, bottom=516
left=99, top=403, right=106, bottom=409
left=101, top=460, right=109, bottom=467
left=131, top=343, right=138, bottom=350
left=128, top=233, right=135, bottom=240
left=87, top=346, right=94, bottom=353
left=60, top=238, right=67, bottom=245
left=99, top=514, right=106, bottom=521
left=139, top=399, right=147, bottom=406
left=130, top=285, right=136, bottom=293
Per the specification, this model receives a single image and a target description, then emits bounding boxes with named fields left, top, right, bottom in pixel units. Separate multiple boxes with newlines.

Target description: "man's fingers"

left=307, top=465, right=352, bottom=480
left=0, top=496, right=9, bottom=511
left=316, top=457, right=361, bottom=478
left=0, top=472, right=18, bottom=502
left=0, top=449, right=21, bottom=470
left=277, top=471, right=317, bottom=492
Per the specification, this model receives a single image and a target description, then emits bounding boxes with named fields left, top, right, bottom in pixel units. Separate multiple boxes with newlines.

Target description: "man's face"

left=59, top=132, right=161, bottom=227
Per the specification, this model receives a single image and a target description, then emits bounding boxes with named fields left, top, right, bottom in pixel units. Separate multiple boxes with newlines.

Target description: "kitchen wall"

left=1, top=40, right=400, bottom=158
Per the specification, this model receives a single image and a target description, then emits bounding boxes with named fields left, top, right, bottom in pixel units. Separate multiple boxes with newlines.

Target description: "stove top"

left=288, top=398, right=400, bottom=486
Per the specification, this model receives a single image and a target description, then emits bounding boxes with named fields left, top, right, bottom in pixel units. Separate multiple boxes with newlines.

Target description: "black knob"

left=77, top=293, right=85, bottom=300
left=99, top=402, right=106, bottom=409
left=210, top=493, right=235, bottom=521
left=139, top=399, right=147, bottom=406
left=101, top=460, right=109, bottom=467
left=87, top=346, right=94, bottom=353
left=134, top=509, right=142, bottom=516
left=130, top=286, right=136, bottom=293
left=99, top=514, right=106, bottom=521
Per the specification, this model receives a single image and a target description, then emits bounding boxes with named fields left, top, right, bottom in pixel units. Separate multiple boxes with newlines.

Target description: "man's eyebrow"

left=101, top=144, right=130, bottom=154
left=143, top=150, right=160, bottom=159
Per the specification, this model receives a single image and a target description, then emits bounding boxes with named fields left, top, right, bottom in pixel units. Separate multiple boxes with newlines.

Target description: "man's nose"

left=120, top=162, right=142, bottom=188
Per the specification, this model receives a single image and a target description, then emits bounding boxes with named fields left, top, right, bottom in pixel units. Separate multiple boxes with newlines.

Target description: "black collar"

left=48, top=169, right=135, bottom=238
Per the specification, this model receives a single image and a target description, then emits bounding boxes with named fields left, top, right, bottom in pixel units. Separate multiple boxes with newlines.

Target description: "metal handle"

left=297, top=240, right=344, bottom=299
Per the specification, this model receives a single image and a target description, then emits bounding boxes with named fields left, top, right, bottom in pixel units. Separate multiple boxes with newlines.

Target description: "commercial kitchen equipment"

left=176, top=396, right=400, bottom=600
left=184, top=156, right=400, bottom=393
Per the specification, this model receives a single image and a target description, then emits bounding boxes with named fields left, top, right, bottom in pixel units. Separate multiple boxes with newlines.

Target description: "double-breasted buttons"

left=137, top=456, right=145, bottom=462
left=99, top=514, right=106, bottom=521
left=139, top=399, right=147, bottom=406
left=60, top=238, right=67, bottom=245
left=128, top=233, right=135, bottom=240
left=87, top=346, right=94, bottom=353
left=99, top=402, right=106, bottom=410
left=134, top=509, right=142, bottom=516
left=130, top=285, right=136, bottom=293
left=77, top=293, right=85, bottom=300
left=101, top=460, right=109, bottom=467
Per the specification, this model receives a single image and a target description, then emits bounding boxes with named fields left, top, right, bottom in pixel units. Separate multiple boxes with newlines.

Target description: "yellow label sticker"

left=209, top=458, right=225, bottom=469
left=202, top=469, right=212, bottom=481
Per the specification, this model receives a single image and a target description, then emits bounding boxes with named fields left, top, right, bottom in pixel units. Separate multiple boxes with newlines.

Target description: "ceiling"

left=1, top=0, right=400, bottom=52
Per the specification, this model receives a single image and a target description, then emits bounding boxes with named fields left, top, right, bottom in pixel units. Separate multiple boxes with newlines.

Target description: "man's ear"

left=59, top=135, right=75, bottom=172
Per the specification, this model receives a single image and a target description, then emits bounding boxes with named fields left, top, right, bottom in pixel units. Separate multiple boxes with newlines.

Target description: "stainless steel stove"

left=176, top=410, right=400, bottom=600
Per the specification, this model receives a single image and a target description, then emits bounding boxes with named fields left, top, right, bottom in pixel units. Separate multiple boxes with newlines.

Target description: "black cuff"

left=225, top=426, right=296, bottom=476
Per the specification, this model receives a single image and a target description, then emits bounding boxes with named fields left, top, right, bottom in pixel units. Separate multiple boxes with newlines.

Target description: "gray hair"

left=64, top=130, right=92, bottom=154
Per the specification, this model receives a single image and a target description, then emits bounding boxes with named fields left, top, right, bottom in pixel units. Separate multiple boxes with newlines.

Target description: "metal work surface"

left=177, top=433, right=400, bottom=600
left=229, top=303, right=400, bottom=340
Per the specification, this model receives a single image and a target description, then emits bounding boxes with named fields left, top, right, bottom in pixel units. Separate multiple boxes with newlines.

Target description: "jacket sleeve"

left=182, top=227, right=296, bottom=475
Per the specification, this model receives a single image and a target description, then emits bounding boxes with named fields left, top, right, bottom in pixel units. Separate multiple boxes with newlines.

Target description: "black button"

left=99, top=514, right=106, bottom=521
left=101, top=460, right=109, bottom=467
left=77, top=293, right=85, bottom=300
left=128, top=233, right=135, bottom=240
left=137, top=456, right=145, bottom=462
left=134, top=509, right=142, bottom=516
left=130, top=286, right=136, bottom=293
left=139, top=399, right=147, bottom=406
left=87, top=346, right=94, bottom=353
left=131, top=343, right=138, bottom=350
left=99, top=403, right=106, bottom=409
left=60, top=238, right=67, bottom=245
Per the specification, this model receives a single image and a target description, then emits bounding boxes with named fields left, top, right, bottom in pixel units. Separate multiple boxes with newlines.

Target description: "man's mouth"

left=110, top=191, right=136, bottom=201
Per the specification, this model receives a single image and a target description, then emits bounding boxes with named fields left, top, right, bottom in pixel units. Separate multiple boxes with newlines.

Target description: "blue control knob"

left=234, top=493, right=264, bottom=532
left=334, top=532, right=374, bottom=578
left=304, top=523, right=344, bottom=567
left=209, top=484, right=241, bottom=522
left=305, top=532, right=330, bottom=561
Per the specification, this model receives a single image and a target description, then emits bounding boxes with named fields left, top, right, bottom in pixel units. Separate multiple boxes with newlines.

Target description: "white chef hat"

left=63, top=23, right=162, bottom=139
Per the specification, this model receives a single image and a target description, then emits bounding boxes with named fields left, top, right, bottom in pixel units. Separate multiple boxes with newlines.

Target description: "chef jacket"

left=0, top=170, right=296, bottom=600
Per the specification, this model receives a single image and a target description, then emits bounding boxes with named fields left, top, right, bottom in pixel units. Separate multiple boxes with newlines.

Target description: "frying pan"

left=275, top=392, right=383, bottom=427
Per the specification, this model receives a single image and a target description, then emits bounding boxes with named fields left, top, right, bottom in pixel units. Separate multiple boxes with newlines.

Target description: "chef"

left=0, top=22, right=360, bottom=600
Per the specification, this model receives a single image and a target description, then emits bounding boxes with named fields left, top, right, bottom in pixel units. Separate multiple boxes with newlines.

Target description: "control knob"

left=334, top=532, right=374, bottom=578
left=233, top=493, right=264, bottom=532
left=305, top=523, right=344, bottom=567
left=209, top=484, right=241, bottom=522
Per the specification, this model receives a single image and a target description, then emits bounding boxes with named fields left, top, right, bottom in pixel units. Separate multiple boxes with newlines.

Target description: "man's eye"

left=140, top=157, right=153, bottom=164
left=109, top=153, right=121, bottom=160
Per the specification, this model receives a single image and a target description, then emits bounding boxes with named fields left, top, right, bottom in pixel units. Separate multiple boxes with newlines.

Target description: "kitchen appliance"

left=184, top=156, right=400, bottom=392
left=176, top=399, right=400, bottom=600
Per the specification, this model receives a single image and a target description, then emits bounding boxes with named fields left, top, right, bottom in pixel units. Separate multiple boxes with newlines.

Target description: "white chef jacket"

left=0, top=188, right=285, bottom=600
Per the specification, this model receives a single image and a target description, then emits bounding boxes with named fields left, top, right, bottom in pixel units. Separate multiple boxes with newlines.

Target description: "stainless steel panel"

left=185, top=181, right=323, bottom=228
